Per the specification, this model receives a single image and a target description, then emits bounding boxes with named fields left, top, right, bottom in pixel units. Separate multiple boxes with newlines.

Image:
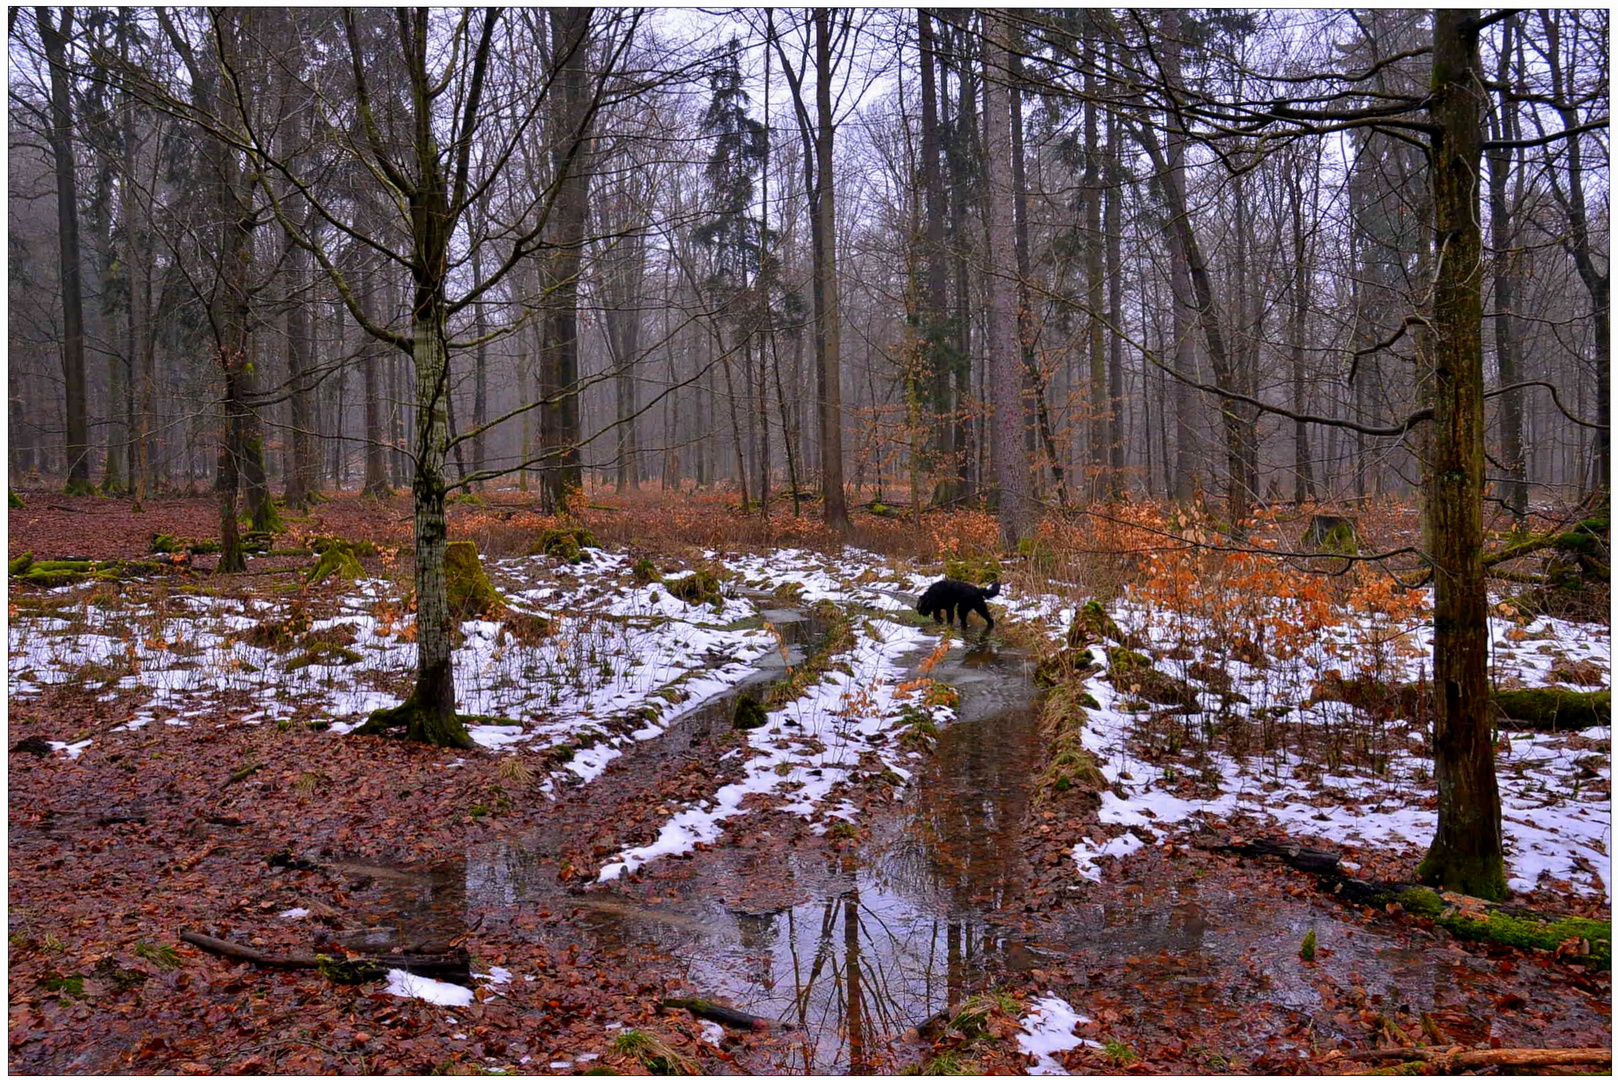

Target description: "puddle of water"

left=348, top=628, right=1547, bottom=1072
left=463, top=639, right=1049, bottom=1073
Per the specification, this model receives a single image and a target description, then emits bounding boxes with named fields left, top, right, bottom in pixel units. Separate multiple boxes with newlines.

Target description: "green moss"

left=668, top=568, right=722, bottom=608
left=9, top=552, right=33, bottom=576
left=1300, top=929, right=1317, bottom=961
left=445, top=540, right=505, bottom=620
left=306, top=541, right=364, bottom=584
left=1494, top=688, right=1610, bottom=730
left=942, top=555, right=1000, bottom=586
left=1433, top=908, right=1609, bottom=970
left=357, top=690, right=476, bottom=750
left=314, top=954, right=382, bottom=985
left=631, top=556, right=660, bottom=584
left=1398, top=887, right=1445, bottom=917
left=8, top=489, right=23, bottom=509
left=531, top=526, right=598, bottom=564
left=733, top=696, right=768, bottom=730
left=1068, top=599, right=1122, bottom=647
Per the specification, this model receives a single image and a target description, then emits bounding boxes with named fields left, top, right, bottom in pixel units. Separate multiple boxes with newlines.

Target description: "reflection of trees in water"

left=904, top=702, right=1041, bottom=912
left=772, top=883, right=1005, bottom=1073
left=466, top=841, right=548, bottom=911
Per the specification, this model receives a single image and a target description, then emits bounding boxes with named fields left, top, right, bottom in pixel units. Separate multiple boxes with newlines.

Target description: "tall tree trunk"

left=1010, top=43, right=1066, bottom=508
left=539, top=8, right=593, bottom=515
left=1539, top=10, right=1609, bottom=493
left=813, top=9, right=848, bottom=532
left=37, top=7, right=92, bottom=493
left=1289, top=153, right=1316, bottom=503
left=361, top=266, right=391, bottom=497
left=1161, top=12, right=1197, bottom=505
left=87, top=102, right=126, bottom=495
left=1417, top=8, right=1505, bottom=902
left=470, top=243, right=488, bottom=492
left=982, top=11, right=1034, bottom=549
left=1083, top=37, right=1107, bottom=499
left=918, top=10, right=955, bottom=505
left=1104, top=53, right=1125, bottom=497
left=1487, top=15, right=1525, bottom=521
left=284, top=235, right=320, bottom=507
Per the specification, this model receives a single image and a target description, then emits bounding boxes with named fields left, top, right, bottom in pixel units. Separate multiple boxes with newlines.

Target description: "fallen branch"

left=660, top=996, right=791, bottom=1031
left=179, top=931, right=471, bottom=983
left=1350, top=1045, right=1611, bottom=1069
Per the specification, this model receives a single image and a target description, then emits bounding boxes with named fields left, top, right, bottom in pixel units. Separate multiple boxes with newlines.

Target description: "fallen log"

left=179, top=931, right=471, bottom=984
left=1350, top=1045, right=1610, bottom=1069
left=1493, top=688, right=1609, bottom=731
left=660, top=996, right=791, bottom=1031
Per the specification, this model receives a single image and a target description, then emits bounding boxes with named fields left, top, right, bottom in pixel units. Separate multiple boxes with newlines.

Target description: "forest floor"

left=7, top=488, right=1611, bottom=1075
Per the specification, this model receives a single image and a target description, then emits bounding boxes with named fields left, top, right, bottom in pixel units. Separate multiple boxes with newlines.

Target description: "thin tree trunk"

left=918, top=10, right=955, bottom=505
left=1290, top=154, right=1316, bottom=504
left=813, top=9, right=848, bottom=532
left=1083, top=38, right=1106, bottom=499
left=1161, top=12, right=1197, bottom=505
left=1487, top=15, right=1525, bottom=521
left=37, top=7, right=92, bottom=493
left=982, top=11, right=1034, bottom=549
left=1104, top=52, right=1125, bottom=497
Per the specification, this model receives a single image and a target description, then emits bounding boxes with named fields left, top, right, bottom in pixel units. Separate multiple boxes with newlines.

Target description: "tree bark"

left=37, top=7, right=92, bottom=494
left=813, top=9, right=848, bottom=532
left=1417, top=8, right=1506, bottom=901
left=1083, top=37, right=1107, bottom=498
left=918, top=10, right=955, bottom=505
left=1487, top=15, right=1525, bottom=521
left=1160, top=12, right=1197, bottom=505
left=1289, top=151, right=1316, bottom=503
left=982, top=11, right=1034, bottom=549
left=539, top=8, right=593, bottom=515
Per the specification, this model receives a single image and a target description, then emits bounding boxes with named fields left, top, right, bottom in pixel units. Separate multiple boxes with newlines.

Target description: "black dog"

left=917, top=579, right=1001, bottom=630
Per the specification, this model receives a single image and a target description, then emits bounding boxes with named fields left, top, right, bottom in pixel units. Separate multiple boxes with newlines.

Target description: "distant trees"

left=12, top=8, right=1602, bottom=529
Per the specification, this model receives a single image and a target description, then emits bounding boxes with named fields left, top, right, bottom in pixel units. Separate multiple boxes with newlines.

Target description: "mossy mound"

left=943, top=555, right=1001, bottom=586
left=152, top=533, right=224, bottom=555
left=1494, top=688, right=1610, bottom=731
left=13, top=557, right=159, bottom=588
left=531, top=526, right=598, bottom=564
left=309, top=535, right=377, bottom=558
left=733, top=696, right=768, bottom=730
left=1068, top=599, right=1122, bottom=648
left=1106, top=647, right=1201, bottom=708
left=10, top=552, right=34, bottom=577
left=1035, top=647, right=1096, bottom=689
left=306, top=541, right=365, bottom=585
left=446, top=540, right=505, bottom=620
left=1304, top=514, right=1360, bottom=555
left=631, top=556, right=661, bottom=584
left=668, top=568, right=723, bottom=608
left=9, top=489, right=24, bottom=509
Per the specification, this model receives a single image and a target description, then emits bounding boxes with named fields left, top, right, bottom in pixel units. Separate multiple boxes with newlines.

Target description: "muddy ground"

left=8, top=492, right=1611, bottom=1075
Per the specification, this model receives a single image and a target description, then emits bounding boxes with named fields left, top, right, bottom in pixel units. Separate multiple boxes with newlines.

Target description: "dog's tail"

left=982, top=580, right=1001, bottom=600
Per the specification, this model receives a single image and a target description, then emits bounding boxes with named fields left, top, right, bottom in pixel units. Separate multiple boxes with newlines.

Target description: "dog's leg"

left=974, top=597, right=993, bottom=631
